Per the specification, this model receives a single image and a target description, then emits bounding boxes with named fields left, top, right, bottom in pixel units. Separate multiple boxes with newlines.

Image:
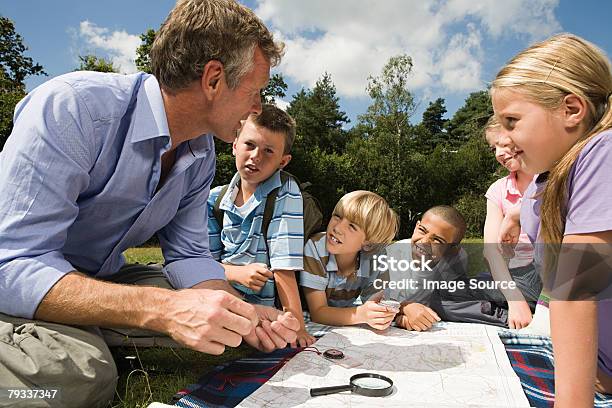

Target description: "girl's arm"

left=552, top=231, right=612, bottom=407
left=483, top=200, right=532, bottom=329
left=275, top=269, right=315, bottom=347
left=303, top=288, right=395, bottom=329
left=550, top=299, right=597, bottom=407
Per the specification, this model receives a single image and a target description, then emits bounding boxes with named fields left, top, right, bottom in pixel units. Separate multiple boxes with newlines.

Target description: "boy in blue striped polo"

left=300, top=191, right=400, bottom=330
left=207, top=104, right=314, bottom=347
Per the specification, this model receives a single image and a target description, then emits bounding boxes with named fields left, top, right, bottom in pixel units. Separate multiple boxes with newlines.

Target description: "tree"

left=135, top=29, right=156, bottom=74
left=0, top=16, right=46, bottom=92
left=1, top=16, right=47, bottom=150
left=359, top=54, right=416, bottom=137
left=414, top=97, right=448, bottom=152
left=75, top=55, right=118, bottom=73
left=445, top=90, right=492, bottom=144
left=286, top=72, right=349, bottom=154
left=261, top=73, right=287, bottom=104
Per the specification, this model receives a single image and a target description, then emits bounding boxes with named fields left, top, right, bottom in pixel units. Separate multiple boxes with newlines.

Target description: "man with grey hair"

left=0, top=0, right=298, bottom=406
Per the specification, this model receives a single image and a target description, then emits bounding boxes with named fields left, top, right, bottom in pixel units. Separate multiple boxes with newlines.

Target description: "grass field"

left=113, top=247, right=253, bottom=407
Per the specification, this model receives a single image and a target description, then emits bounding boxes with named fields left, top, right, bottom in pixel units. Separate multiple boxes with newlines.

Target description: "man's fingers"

left=223, top=294, right=259, bottom=329
left=253, top=326, right=275, bottom=352
left=206, top=326, right=243, bottom=348
left=194, top=340, right=226, bottom=355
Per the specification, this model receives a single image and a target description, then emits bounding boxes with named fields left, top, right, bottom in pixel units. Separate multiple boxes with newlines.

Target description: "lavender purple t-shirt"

left=520, top=130, right=612, bottom=376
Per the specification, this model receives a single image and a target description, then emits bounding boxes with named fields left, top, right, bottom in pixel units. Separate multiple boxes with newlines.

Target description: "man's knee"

left=0, top=316, right=118, bottom=408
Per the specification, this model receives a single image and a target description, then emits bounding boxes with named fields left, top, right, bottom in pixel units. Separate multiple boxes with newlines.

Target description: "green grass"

left=112, top=248, right=253, bottom=407
left=123, top=247, right=164, bottom=265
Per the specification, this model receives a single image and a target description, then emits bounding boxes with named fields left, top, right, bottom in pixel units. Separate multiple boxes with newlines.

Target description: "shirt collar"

left=130, top=74, right=214, bottom=157
left=255, top=170, right=282, bottom=201
left=327, top=249, right=369, bottom=278
left=505, top=171, right=522, bottom=198
left=130, top=75, right=171, bottom=144
left=219, top=169, right=283, bottom=213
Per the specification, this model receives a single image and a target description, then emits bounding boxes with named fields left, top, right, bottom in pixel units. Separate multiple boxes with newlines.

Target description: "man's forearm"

left=34, top=272, right=172, bottom=331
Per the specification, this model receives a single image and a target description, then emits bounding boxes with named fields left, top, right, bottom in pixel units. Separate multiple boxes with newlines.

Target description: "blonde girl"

left=491, top=33, right=612, bottom=406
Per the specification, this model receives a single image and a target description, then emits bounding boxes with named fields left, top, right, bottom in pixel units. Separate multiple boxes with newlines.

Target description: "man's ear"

left=279, top=154, right=292, bottom=169
left=232, top=138, right=238, bottom=156
left=562, top=93, right=588, bottom=129
left=201, top=60, right=224, bottom=100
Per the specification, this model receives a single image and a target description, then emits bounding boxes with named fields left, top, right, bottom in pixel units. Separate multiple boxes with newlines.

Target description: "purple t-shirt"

left=520, top=130, right=612, bottom=376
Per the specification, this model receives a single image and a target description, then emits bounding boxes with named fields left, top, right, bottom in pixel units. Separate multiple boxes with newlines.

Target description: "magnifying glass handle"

left=310, top=384, right=354, bottom=397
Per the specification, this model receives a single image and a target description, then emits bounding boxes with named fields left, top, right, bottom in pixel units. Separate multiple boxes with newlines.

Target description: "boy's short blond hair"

left=332, top=191, right=399, bottom=245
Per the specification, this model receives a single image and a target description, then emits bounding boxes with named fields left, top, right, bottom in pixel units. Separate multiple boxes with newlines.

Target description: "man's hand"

left=243, top=305, right=300, bottom=352
left=398, top=302, right=440, bottom=331
left=356, top=294, right=397, bottom=331
left=225, top=263, right=273, bottom=291
left=158, top=288, right=258, bottom=355
left=508, top=300, right=533, bottom=329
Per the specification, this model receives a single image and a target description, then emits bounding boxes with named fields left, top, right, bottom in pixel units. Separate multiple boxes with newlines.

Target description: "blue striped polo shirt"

left=207, top=170, right=304, bottom=306
left=299, top=232, right=377, bottom=307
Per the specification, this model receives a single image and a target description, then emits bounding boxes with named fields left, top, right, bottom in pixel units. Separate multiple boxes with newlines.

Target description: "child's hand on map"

left=397, top=302, right=440, bottom=331
left=292, top=328, right=316, bottom=348
left=357, top=297, right=397, bottom=330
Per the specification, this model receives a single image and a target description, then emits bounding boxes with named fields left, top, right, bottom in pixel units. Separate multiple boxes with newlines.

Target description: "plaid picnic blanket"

left=172, top=319, right=612, bottom=408
left=506, top=343, right=612, bottom=408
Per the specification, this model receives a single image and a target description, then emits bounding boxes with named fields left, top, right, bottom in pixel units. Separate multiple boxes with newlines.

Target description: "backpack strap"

left=212, top=184, right=230, bottom=230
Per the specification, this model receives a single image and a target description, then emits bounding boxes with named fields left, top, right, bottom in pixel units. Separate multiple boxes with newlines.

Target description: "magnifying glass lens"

left=352, top=377, right=391, bottom=389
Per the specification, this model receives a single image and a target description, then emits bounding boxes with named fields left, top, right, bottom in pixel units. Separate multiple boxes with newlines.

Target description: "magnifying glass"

left=310, top=373, right=393, bottom=397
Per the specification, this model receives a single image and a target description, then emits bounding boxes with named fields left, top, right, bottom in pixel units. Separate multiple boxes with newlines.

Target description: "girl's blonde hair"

left=333, top=190, right=399, bottom=246
left=491, top=33, right=612, bottom=245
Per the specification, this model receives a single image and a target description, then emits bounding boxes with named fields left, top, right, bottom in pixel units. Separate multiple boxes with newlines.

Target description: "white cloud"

left=273, top=98, right=290, bottom=111
left=255, top=0, right=561, bottom=99
left=77, top=21, right=141, bottom=74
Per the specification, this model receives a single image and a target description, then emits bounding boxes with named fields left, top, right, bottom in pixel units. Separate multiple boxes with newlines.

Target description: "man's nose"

left=251, top=95, right=263, bottom=116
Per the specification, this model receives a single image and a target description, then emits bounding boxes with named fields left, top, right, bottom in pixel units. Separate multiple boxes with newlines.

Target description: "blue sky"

left=3, top=0, right=612, bottom=126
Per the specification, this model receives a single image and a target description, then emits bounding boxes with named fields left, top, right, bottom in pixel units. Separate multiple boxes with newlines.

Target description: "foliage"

left=261, top=73, right=287, bottom=104
left=0, top=16, right=47, bottom=151
left=445, top=90, right=493, bottom=144
left=359, top=54, right=416, bottom=138
left=287, top=73, right=349, bottom=154
left=135, top=29, right=156, bottom=74
left=0, top=16, right=46, bottom=91
left=75, top=54, right=118, bottom=73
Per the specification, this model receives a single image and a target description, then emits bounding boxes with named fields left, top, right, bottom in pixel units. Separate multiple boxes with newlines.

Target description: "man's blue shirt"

left=0, top=71, right=224, bottom=319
